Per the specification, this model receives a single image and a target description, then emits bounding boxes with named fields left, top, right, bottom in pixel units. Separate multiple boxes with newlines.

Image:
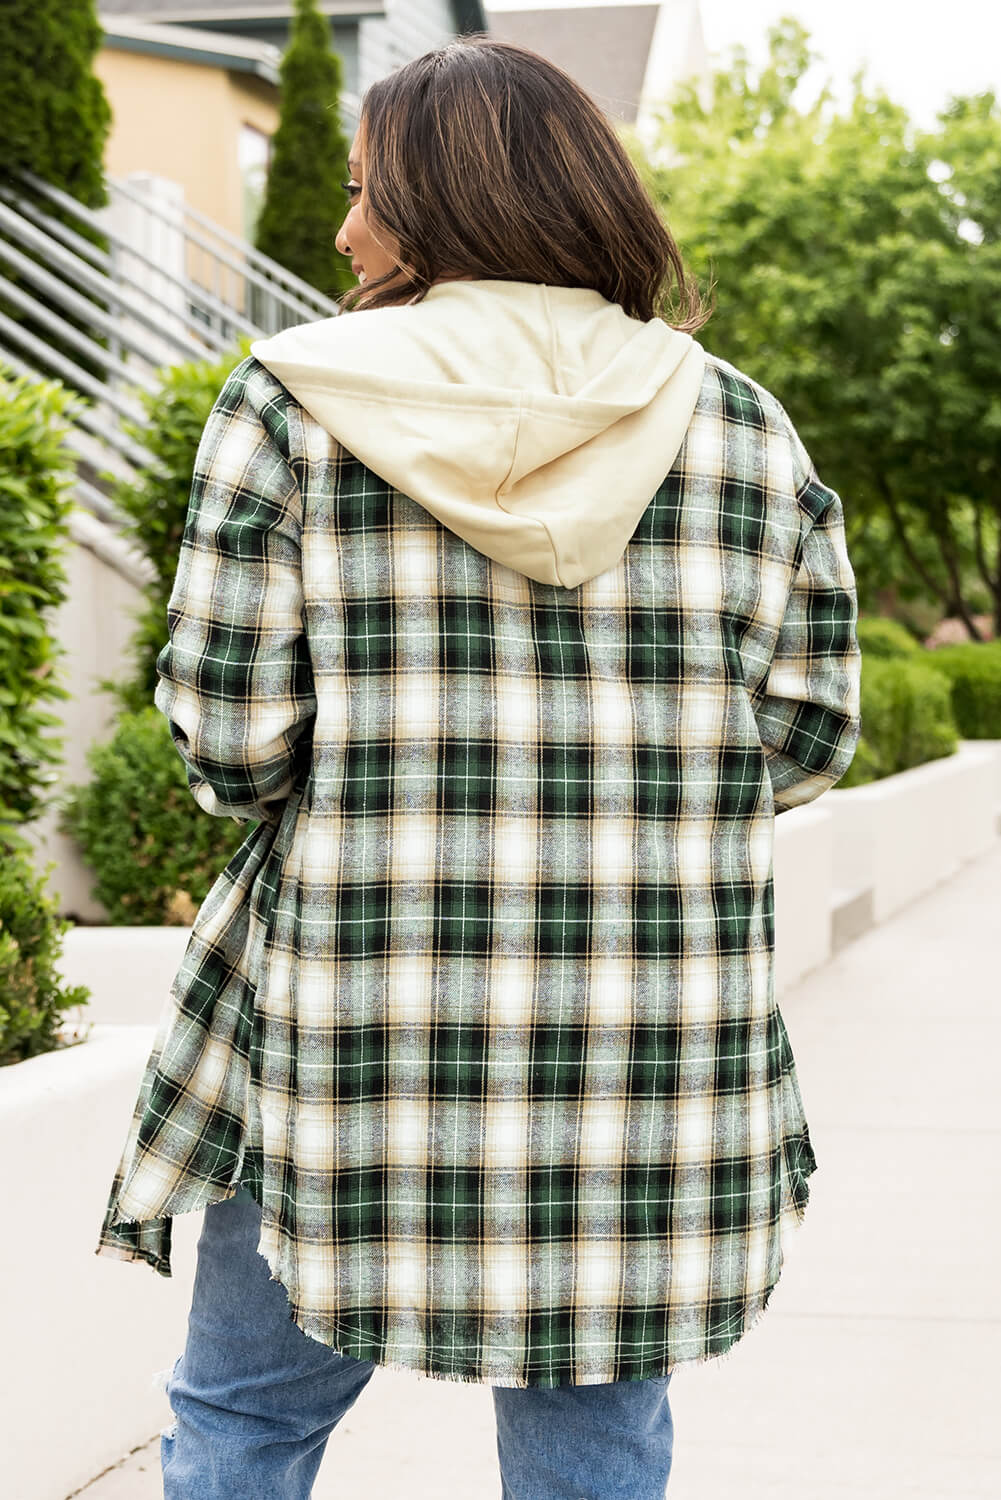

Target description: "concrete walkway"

left=75, top=842, right=1001, bottom=1499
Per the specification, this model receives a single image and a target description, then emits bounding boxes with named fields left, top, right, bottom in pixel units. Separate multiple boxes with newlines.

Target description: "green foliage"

left=0, top=0, right=110, bottom=207
left=0, top=367, right=77, bottom=843
left=922, top=642, right=1001, bottom=737
left=105, top=346, right=249, bottom=711
left=839, top=658, right=959, bottom=787
left=254, top=0, right=355, bottom=296
left=855, top=617, right=921, bottom=659
left=0, top=851, right=89, bottom=1066
left=0, top=2, right=111, bottom=396
left=58, top=709, right=250, bottom=926
left=640, top=17, right=1001, bottom=639
left=844, top=505, right=995, bottom=634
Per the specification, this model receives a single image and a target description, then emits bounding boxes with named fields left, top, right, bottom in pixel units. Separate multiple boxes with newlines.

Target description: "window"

left=239, top=124, right=272, bottom=241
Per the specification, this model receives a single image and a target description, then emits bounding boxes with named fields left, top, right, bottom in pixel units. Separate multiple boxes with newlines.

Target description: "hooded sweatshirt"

left=251, top=279, right=706, bottom=589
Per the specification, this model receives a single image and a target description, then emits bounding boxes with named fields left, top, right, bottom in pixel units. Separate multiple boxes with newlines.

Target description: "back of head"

left=344, top=35, right=710, bottom=332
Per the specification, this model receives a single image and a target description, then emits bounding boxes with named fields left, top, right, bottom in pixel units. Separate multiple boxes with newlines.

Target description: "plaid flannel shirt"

left=95, top=351, right=860, bottom=1388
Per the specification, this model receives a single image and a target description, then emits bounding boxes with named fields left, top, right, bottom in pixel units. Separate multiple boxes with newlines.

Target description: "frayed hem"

left=251, top=1213, right=544, bottom=1388
left=245, top=1180, right=814, bottom=1391
left=669, top=1161, right=816, bottom=1381
left=94, top=1183, right=245, bottom=1278
left=95, top=1164, right=816, bottom=1391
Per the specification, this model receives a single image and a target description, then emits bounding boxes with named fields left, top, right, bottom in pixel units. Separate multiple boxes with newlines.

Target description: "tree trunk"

left=875, top=475, right=951, bottom=610
left=935, top=514, right=986, bottom=641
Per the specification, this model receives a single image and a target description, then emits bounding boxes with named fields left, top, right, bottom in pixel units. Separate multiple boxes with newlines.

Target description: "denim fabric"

left=161, top=1187, right=675, bottom=1499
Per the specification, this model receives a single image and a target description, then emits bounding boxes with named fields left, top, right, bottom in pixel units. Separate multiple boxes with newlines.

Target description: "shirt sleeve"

left=153, top=359, right=316, bottom=825
left=753, top=436, right=862, bottom=815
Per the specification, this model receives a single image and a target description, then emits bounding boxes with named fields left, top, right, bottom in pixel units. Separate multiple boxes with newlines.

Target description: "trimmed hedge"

left=855, top=616, right=921, bottom=659
left=838, top=656, right=959, bottom=788
left=0, top=852, right=89, bottom=1065
left=58, top=708, right=250, bottom=925
left=922, top=641, right=1001, bottom=739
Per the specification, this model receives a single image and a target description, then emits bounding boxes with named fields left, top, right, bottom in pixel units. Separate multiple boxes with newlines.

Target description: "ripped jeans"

left=160, top=1186, right=675, bottom=1500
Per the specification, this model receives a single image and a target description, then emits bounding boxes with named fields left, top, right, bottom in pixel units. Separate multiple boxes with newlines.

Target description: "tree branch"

left=971, top=502, right=994, bottom=593
left=972, top=501, right=1001, bottom=637
left=875, top=473, right=951, bottom=607
left=935, top=512, right=986, bottom=640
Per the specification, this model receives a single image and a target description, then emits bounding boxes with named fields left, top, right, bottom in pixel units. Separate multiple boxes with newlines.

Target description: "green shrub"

left=107, top=598, right=172, bottom=718
left=922, top=641, right=1001, bottom=739
left=0, top=851, right=89, bottom=1066
left=58, top=708, right=250, bottom=925
left=0, top=367, right=77, bottom=844
left=839, top=657, right=959, bottom=788
left=855, top=616, right=921, bottom=659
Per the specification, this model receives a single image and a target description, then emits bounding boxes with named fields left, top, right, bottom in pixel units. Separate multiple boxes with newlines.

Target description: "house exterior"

left=98, top=0, right=488, bottom=122
left=484, top=0, right=709, bottom=147
left=97, top=1, right=488, bottom=237
left=96, top=21, right=282, bottom=239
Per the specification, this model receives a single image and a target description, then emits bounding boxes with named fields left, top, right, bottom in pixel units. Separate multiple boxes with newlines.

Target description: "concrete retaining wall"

left=773, top=803, right=833, bottom=994
left=826, top=742, right=999, bottom=925
left=0, top=1027, right=199, bottom=1500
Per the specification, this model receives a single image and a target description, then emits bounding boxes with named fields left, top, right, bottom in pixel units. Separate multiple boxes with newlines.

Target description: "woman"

left=95, top=35, right=861, bottom=1500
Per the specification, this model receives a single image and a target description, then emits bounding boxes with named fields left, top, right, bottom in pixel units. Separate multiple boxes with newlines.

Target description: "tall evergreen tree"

left=0, top=0, right=111, bottom=393
left=255, top=0, right=354, bottom=295
left=0, top=0, right=110, bottom=206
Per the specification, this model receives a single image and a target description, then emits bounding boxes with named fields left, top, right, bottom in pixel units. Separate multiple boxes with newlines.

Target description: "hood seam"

left=542, top=285, right=568, bottom=397
left=261, top=375, right=641, bottom=425
left=494, top=395, right=567, bottom=588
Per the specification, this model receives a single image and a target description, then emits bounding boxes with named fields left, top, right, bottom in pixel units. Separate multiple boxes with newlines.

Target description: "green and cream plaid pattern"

left=96, top=352, right=860, bottom=1388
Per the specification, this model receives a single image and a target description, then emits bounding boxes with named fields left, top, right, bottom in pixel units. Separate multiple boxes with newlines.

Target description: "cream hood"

left=251, top=279, right=705, bottom=589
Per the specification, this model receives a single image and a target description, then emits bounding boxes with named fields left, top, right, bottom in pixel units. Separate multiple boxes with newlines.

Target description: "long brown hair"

left=339, top=35, right=712, bottom=331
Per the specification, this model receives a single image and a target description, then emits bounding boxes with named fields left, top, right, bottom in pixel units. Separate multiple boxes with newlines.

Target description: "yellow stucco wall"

left=94, top=47, right=278, bottom=239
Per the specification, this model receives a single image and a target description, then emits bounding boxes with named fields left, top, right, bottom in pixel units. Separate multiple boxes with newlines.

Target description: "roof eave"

left=101, top=25, right=281, bottom=85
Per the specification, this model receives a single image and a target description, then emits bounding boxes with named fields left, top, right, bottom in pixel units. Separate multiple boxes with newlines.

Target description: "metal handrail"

left=68, top=399, right=155, bottom=473
left=22, top=169, right=340, bottom=332
left=64, top=420, right=139, bottom=489
left=0, top=199, right=214, bottom=362
left=110, top=174, right=342, bottom=316
left=0, top=308, right=149, bottom=430
left=0, top=345, right=149, bottom=529
left=0, top=268, right=161, bottom=396
left=0, top=183, right=110, bottom=273
left=0, top=181, right=238, bottom=351
left=1, top=166, right=339, bottom=540
left=69, top=471, right=132, bottom=529
left=167, top=192, right=343, bottom=312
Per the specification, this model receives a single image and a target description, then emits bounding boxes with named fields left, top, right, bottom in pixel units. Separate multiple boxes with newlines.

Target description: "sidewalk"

left=75, top=841, right=1001, bottom=1499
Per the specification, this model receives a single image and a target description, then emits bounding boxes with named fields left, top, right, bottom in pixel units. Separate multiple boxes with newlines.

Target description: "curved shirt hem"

left=94, top=1143, right=817, bottom=1390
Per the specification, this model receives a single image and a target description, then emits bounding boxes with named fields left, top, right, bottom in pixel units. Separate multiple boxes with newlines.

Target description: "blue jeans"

left=161, top=1187, right=675, bottom=1499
